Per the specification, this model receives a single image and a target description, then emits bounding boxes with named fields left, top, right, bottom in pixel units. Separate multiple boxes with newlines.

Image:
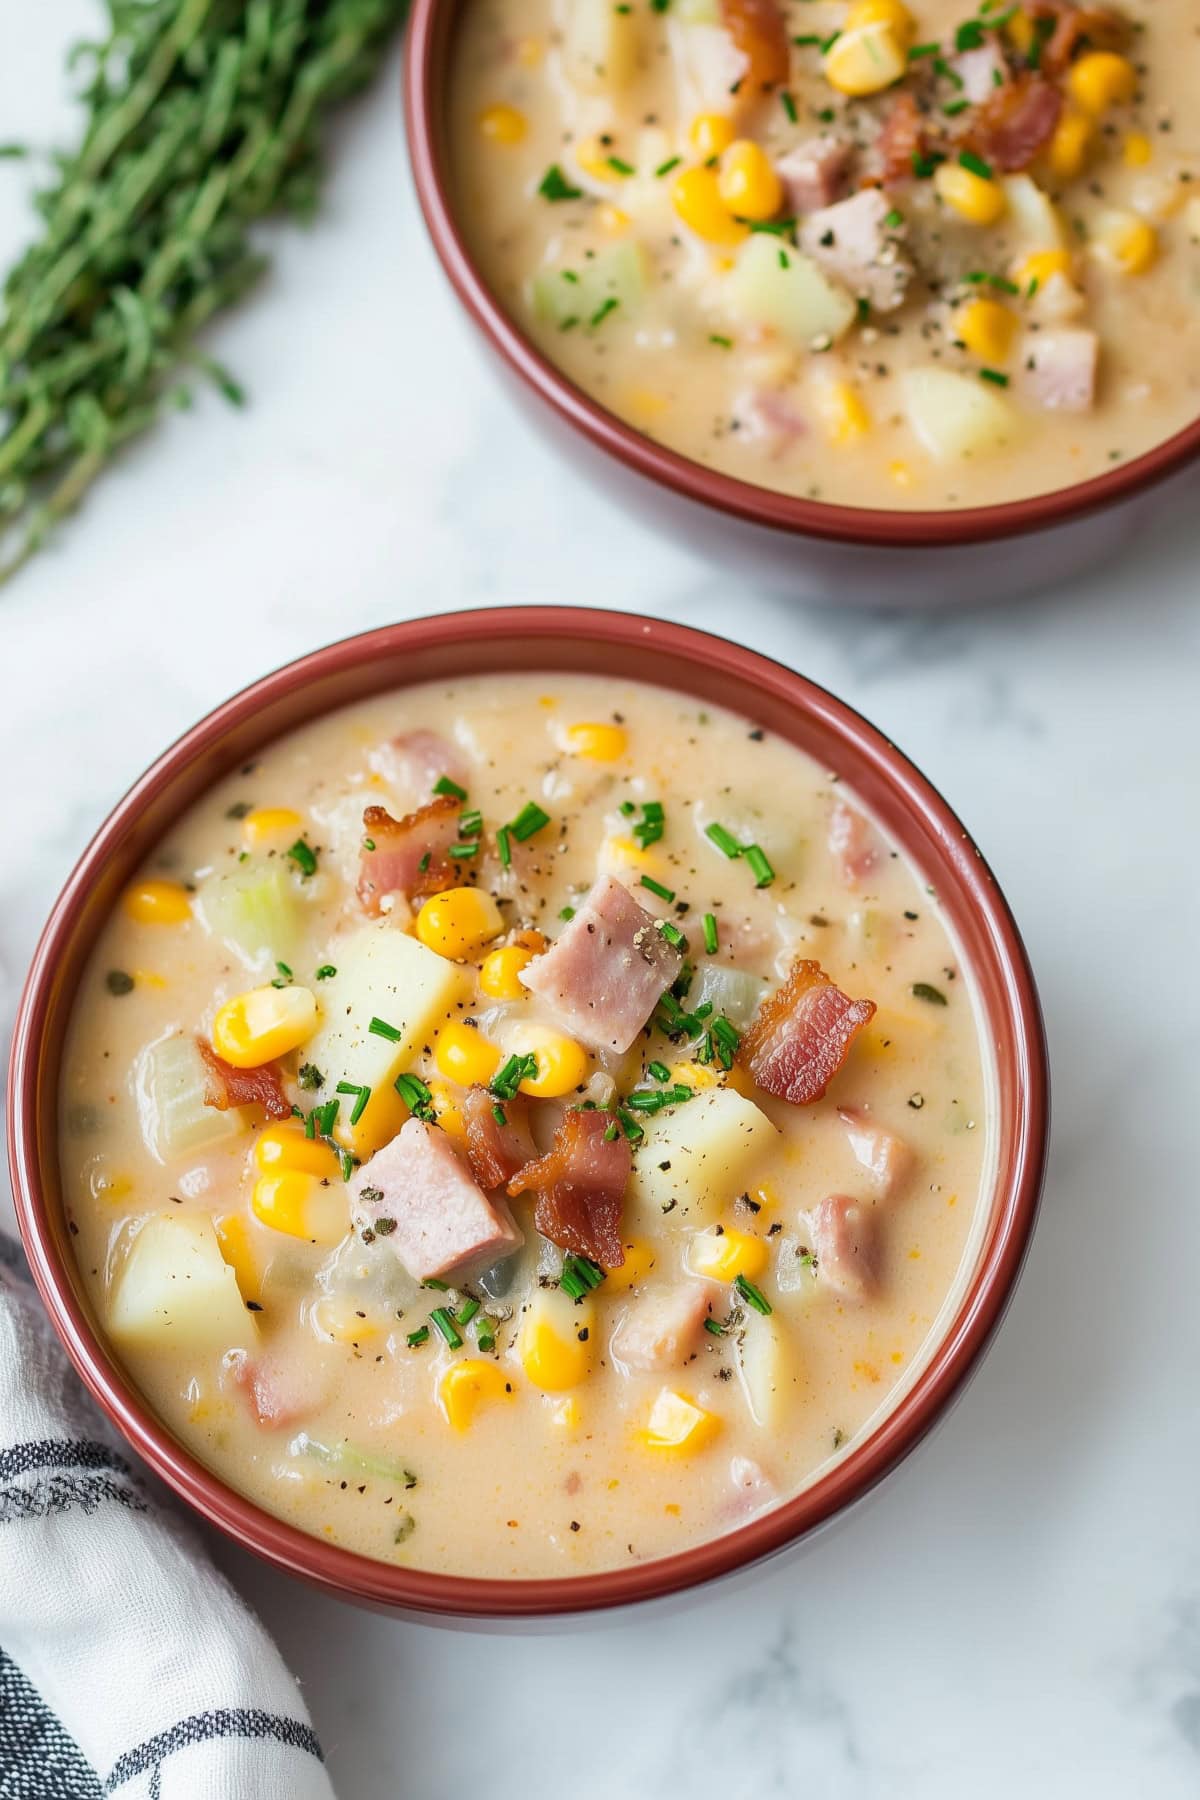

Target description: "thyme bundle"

left=0, top=0, right=408, bottom=584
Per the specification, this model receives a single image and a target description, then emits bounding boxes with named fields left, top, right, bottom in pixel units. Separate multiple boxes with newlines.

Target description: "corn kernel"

left=603, top=833, right=658, bottom=872
left=479, top=946, right=533, bottom=1002
left=520, top=1291, right=593, bottom=1392
left=687, top=1224, right=769, bottom=1283
left=478, top=103, right=527, bottom=145
left=622, top=387, right=671, bottom=425
left=934, top=161, right=1006, bottom=225
left=563, top=721, right=629, bottom=762
left=252, top=1170, right=349, bottom=1245
left=130, top=969, right=167, bottom=990
left=1123, top=131, right=1152, bottom=167
left=823, top=23, right=907, bottom=97
left=416, top=887, right=505, bottom=960
left=889, top=460, right=916, bottom=489
left=602, top=1239, right=659, bottom=1291
left=434, top=1019, right=502, bottom=1089
left=1013, top=248, right=1074, bottom=290
left=239, top=806, right=302, bottom=849
left=689, top=113, right=736, bottom=157
left=312, top=1295, right=381, bottom=1344
left=671, top=166, right=747, bottom=246
left=815, top=378, right=871, bottom=445
left=214, top=1213, right=258, bottom=1299
left=637, top=1388, right=720, bottom=1456
left=122, top=879, right=192, bottom=926
left=427, top=1078, right=468, bottom=1144
left=667, top=1059, right=722, bottom=1091
left=504, top=1022, right=590, bottom=1099
left=951, top=297, right=1017, bottom=364
left=576, top=133, right=631, bottom=183
left=212, top=984, right=318, bottom=1068
left=254, top=1122, right=340, bottom=1179
left=337, top=1079, right=410, bottom=1163
left=1091, top=207, right=1158, bottom=274
left=439, top=1359, right=512, bottom=1430
left=1043, top=109, right=1094, bottom=183
left=717, top=140, right=784, bottom=223
left=845, top=0, right=914, bottom=41
left=598, top=204, right=630, bottom=234
left=1068, top=51, right=1136, bottom=116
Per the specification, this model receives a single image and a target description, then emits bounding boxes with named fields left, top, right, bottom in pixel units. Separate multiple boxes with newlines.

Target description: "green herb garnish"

left=539, top=164, right=583, bottom=202
left=287, top=839, right=318, bottom=878
left=734, top=1274, right=772, bottom=1316
left=702, top=913, right=719, bottom=955
left=433, top=775, right=468, bottom=802
left=910, top=981, right=949, bottom=1005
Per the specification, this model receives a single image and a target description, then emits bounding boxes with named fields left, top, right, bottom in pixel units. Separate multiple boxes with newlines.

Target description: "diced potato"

left=902, top=368, right=1019, bottom=462
left=134, top=1032, right=246, bottom=1163
left=196, top=861, right=306, bottom=973
left=303, top=925, right=472, bottom=1156
left=108, top=1212, right=257, bottom=1353
left=735, top=1306, right=790, bottom=1428
left=1001, top=175, right=1065, bottom=252
left=560, top=0, right=639, bottom=94
left=725, top=236, right=857, bottom=350
left=531, top=242, right=648, bottom=331
left=628, top=1088, right=777, bottom=1227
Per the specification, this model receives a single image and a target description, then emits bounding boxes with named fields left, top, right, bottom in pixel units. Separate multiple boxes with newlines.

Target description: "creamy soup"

left=449, top=0, right=1200, bottom=510
left=60, top=675, right=993, bottom=1579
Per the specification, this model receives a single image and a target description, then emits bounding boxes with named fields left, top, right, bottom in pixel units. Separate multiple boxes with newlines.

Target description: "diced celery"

left=134, top=1032, right=246, bottom=1162
left=725, top=236, right=857, bottom=349
left=531, top=242, right=648, bottom=332
left=290, top=1432, right=416, bottom=1488
left=196, top=860, right=305, bottom=973
left=692, top=963, right=767, bottom=1030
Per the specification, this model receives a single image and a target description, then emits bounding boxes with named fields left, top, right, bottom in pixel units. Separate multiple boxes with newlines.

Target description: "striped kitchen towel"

left=0, top=1241, right=335, bottom=1799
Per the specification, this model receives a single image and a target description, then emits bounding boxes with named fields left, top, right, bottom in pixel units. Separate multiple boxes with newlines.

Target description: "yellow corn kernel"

left=239, top=806, right=302, bottom=849
left=823, top=23, right=906, bottom=97
left=717, top=140, right=784, bottom=223
left=214, top=1213, right=258, bottom=1299
left=122, top=879, right=192, bottom=926
left=603, top=833, right=660, bottom=873
left=1092, top=208, right=1158, bottom=274
left=427, top=1078, right=468, bottom=1145
left=622, top=386, right=670, bottom=426
left=439, top=1359, right=512, bottom=1431
left=637, top=1388, right=720, bottom=1456
left=550, top=1396, right=582, bottom=1430
left=815, top=379, right=871, bottom=445
left=520, top=1292, right=593, bottom=1392
left=933, top=161, right=1006, bottom=225
left=516, top=36, right=543, bottom=69
left=1043, top=109, right=1094, bottom=182
left=90, top=1168, right=134, bottom=1204
left=252, top=1170, right=349, bottom=1245
left=690, top=112, right=736, bottom=157
left=1123, top=131, right=1153, bottom=167
left=504, top=1023, right=590, bottom=1099
left=434, top=1019, right=502, bottom=1089
left=130, top=969, right=167, bottom=990
left=563, top=721, right=629, bottom=762
left=576, top=133, right=631, bottom=183
left=312, top=1295, right=381, bottom=1344
left=254, top=1121, right=340, bottom=1179
left=951, top=297, right=1017, bottom=364
left=212, top=983, right=318, bottom=1069
left=889, top=460, right=916, bottom=489
left=687, top=1224, right=770, bottom=1283
left=1013, top=247, right=1073, bottom=290
left=671, top=166, right=747, bottom=246
left=478, top=103, right=527, bottom=145
left=845, top=0, right=914, bottom=41
left=668, top=1059, right=722, bottom=1091
left=416, top=887, right=505, bottom=961
left=1068, top=51, right=1136, bottom=116
left=337, top=1080, right=410, bottom=1163
left=603, top=1239, right=659, bottom=1291
left=479, top=945, right=533, bottom=1001
left=1005, top=8, right=1035, bottom=55
left=598, top=203, right=630, bottom=234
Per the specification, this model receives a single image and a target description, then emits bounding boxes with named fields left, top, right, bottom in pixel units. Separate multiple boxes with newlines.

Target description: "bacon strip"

left=966, top=71, right=1062, bottom=172
left=721, top=0, right=789, bottom=93
left=198, top=1040, right=290, bottom=1121
left=356, top=796, right=459, bottom=916
left=739, top=961, right=875, bottom=1106
left=463, top=1086, right=537, bottom=1191
left=875, top=92, right=929, bottom=189
left=1023, top=2, right=1126, bottom=77
left=507, top=1109, right=630, bottom=1269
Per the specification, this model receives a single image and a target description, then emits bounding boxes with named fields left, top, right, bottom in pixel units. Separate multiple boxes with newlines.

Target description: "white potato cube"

left=1002, top=175, right=1064, bottom=251
left=108, top=1212, right=257, bottom=1353
left=560, top=0, right=639, bottom=94
left=735, top=1307, right=792, bottom=1429
left=902, top=368, right=1019, bottom=462
left=629, top=1088, right=777, bottom=1227
left=725, top=236, right=857, bottom=350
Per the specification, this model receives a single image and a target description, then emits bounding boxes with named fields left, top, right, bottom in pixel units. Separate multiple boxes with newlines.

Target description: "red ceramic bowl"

left=404, top=1, right=1200, bottom=605
left=7, top=609, right=1048, bottom=1619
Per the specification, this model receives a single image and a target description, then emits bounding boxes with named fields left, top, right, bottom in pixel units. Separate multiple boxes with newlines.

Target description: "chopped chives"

left=908, top=40, right=939, bottom=58
left=617, top=1108, right=645, bottom=1145
left=648, top=1060, right=672, bottom=1082
left=603, top=1121, right=619, bottom=1142
left=619, top=800, right=636, bottom=817
left=492, top=1104, right=507, bottom=1126
left=497, top=825, right=512, bottom=868
left=315, top=964, right=337, bottom=980
left=449, top=841, right=480, bottom=859
left=958, top=149, right=994, bottom=181
left=336, top=1081, right=371, bottom=1126
left=395, top=1073, right=435, bottom=1121
left=369, top=1016, right=403, bottom=1043
left=538, top=164, right=582, bottom=202
left=702, top=912, right=719, bottom=955
left=705, top=821, right=742, bottom=859
left=744, top=844, right=775, bottom=888
left=559, top=905, right=575, bottom=922
left=422, top=1278, right=450, bottom=1292
left=606, top=155, right=635, bottom=177
left=734, top=1273, right=772, bottom=1316
left=475, top=1321, right=496, bottom=1353
left=657, top=920, right=686, bottom=949
left=458, top=810, right=483, bottom=837
left=491, top=1053, right=538, bottom=1101
left=781, top=91, right=797, bottom=123
left=287, top=838, right=317, bottom=877
left=704, top=1317, right=727, bottom=1337
left=417, top=852, right=431, bottom=873
left=509, top=801, right=551, bottom=842
left=339, top=1150, right=355, bottom=1182
left=406, top=1326, right=430, bottom=1348
left=655, top=154, right=682, bottom=177
left=456, top=1296, right=481, bottom=1327
left=640, top=875, right=676, bottom=903
left=433, top=775, right=467, bottom=802
left=314, top=1098, right=339, bottom=1137
left=429, top=1307, right=463, bottom=1349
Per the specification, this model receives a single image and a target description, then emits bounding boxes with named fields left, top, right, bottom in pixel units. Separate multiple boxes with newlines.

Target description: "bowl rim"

left=403, top=0, right=1200, bottom=552
left=7, top=606, right=1049, bottom=1618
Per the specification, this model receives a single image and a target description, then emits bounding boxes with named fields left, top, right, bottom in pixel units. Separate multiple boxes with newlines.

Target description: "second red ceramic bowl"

left=7, top=609, right=1048, bottom=1618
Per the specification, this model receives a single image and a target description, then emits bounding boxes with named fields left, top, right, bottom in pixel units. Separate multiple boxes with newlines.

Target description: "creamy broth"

left=449, top=0, right=1200, bottom=510
left=61, top=675, right=992, bottom=1578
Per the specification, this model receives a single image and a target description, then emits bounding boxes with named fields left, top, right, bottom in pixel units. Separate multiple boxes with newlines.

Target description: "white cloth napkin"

left=0, top=1239, right=335, bottom=1799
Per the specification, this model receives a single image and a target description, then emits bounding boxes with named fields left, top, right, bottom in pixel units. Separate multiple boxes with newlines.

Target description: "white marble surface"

left=3, top=9, right=1200, bottom=1796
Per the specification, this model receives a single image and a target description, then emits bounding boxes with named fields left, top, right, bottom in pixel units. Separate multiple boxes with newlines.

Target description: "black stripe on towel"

left=0, top=1648, right=102, bottom=1799
left=0, top=1439, right=134, bottom=1483
left=105, top=1709, right=325, bottom=1790
left=0, top=1472, right=149, bottom=1524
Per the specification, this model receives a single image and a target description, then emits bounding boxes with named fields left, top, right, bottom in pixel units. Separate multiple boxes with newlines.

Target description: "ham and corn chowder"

left=450, top=0, right=1200, bottom=509
left=61, top=677, right=993, bottom=1577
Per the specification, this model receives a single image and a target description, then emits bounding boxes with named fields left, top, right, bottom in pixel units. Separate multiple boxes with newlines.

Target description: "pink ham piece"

left=952, top=40, right=1009, bottom=103
left=1017, top=328, right=1098, bottom=414
left=368, top=729, right=467, bottom=801
left=740, top=960, right=876, bottom=1106
left=828, top=799, right=880, bottom=887
left=351, top=1119, right=523, bottom=1282
left=462, top=1085, right=536, bottom=1191
left=723, top=1455, right=778, bottom=1520
left=612, top=1283, right=712, bottom=1372
left=231, top=1349, right=330, bottom=1430
left=507, top=1108, right=630, bottom=1269
left=838, top=1105, right=914, bottom=1199
left=799, top=189, right=912, bottom=314
left=356, top=796, right=459, bottom=916
left=808, top=1194, right=878, bottom=1301
left=197, top=1040, right=290, bottom=1122
left=776, top=137, right=852, bottom=213
left=740, top=387, right=807, bottom=459
left=519, top=874, right=684, bottom=1054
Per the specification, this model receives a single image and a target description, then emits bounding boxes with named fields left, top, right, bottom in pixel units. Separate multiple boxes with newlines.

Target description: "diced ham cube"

left=837, top=1106, right=913, bottom=1200
left=612, top=1283, right=713, bottom=1372
left=351, top=1119, right=523, bottom=1282
left=775, top=137, right=852, bottom=214
left=723, top=1455, right=778, bottom=1520
left=231, top=1348, right=330, bottom=1430
left=952, top=40, right=1009, bottom=104
left=368, top=729, right=467, bottom=802
left=799, top=190, right=912, bottom=314
left=828, top=800, right=880, bottom=888
left=740, top=387, right=807, bottom=459
left=807, top=1194, right=878, bottom=1301
left=1017, top=328, right=1098, bottom=414
left=519, top=874, right=684, bottom=1054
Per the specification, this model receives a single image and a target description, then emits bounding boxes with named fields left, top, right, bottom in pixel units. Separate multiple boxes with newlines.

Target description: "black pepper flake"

left=569, top=1520, right=581, bottom=1532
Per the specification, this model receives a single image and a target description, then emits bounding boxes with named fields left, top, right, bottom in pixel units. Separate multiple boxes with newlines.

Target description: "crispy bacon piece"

left=1023, top=2, right=1126, bottom=76
left=966, top=71, right=1062, bottom=171
left=356, top=796, right=459, bottom=915
left=875, top=92, right=928, bottom=189
left=463, top=1086, right=537, bottom=1191
left=838, top=1105, right=914, bottom=1200
left=721, top=0, right=789, bottom=93
left=197, top=1040, right=290, bottom=1121
left=507, top=1109, right=630, bottom=1269
left=829, top=801, right=881, bottom=888
left=739, top=961, right=875, bottom=1106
